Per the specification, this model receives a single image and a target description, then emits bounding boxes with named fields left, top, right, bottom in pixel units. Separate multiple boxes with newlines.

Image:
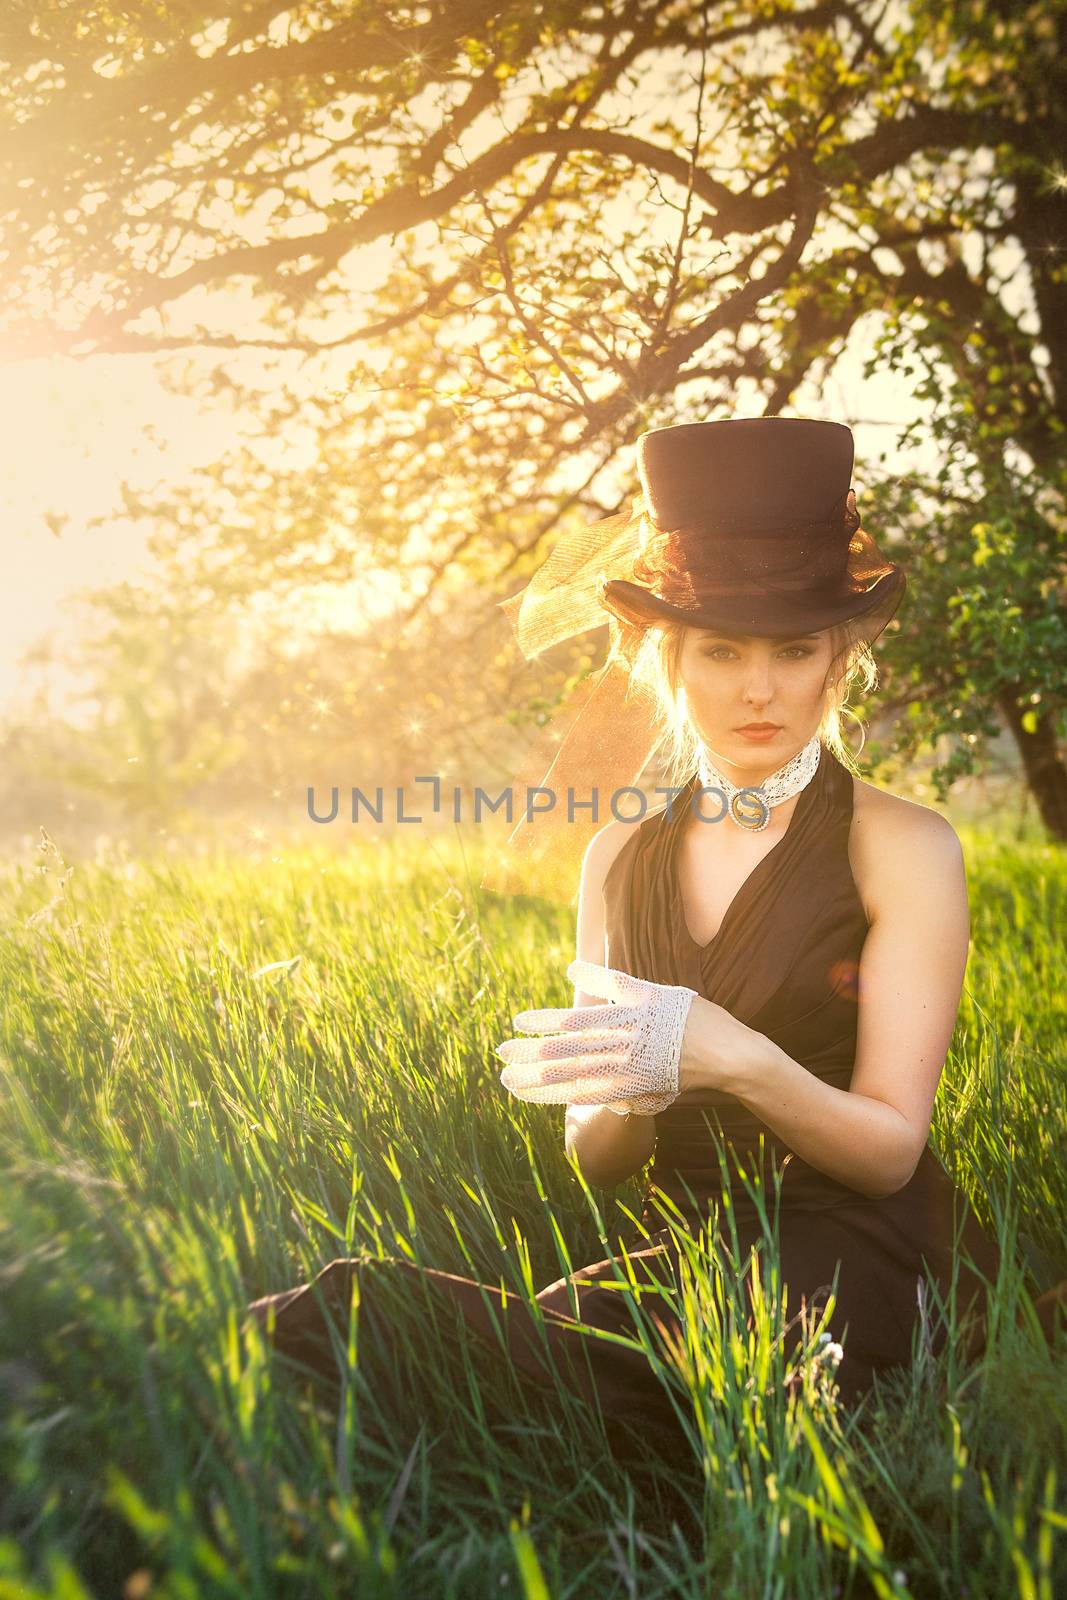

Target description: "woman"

left=244, top=419, right=1058, bottom=1452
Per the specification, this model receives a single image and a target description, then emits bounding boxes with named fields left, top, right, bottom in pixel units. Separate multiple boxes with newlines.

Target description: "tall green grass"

left=0, top=823, right=1064, bottom=1598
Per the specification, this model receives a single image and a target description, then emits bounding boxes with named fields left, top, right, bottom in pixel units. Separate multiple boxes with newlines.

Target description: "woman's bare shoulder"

left=848, top=775, right=965, bottom=923
left=581, top=811, right=653, bottom=887
left=850, top=773, right=962, bottom=842
left=578, top=794, right=675, bottom=903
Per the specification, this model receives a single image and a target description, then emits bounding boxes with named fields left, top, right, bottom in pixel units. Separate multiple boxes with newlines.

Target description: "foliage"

left=847, top=352, right=1066, bottom=801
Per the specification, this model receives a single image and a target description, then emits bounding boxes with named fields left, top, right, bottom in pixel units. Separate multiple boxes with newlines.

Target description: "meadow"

left=0, top=821, right=1064, bottom=1598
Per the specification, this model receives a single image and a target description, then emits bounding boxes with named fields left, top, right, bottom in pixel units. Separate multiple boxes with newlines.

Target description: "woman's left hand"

left=495, top=959, right=708, bottom=1116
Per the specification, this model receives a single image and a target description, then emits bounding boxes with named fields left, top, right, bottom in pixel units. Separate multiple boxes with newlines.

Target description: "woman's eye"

left=697, top=640, right=812, bottom=659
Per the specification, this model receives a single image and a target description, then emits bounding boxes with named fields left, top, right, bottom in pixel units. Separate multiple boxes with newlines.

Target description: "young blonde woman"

left=244, top=419, right=1060, bottom=1452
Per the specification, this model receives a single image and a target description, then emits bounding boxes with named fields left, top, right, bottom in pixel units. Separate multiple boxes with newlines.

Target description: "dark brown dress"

left=244, top=744, right=1001, bottom=1449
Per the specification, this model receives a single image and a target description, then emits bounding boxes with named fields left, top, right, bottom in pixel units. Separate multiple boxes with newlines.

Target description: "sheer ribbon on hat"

left=477, top=491, right=660, bottom=907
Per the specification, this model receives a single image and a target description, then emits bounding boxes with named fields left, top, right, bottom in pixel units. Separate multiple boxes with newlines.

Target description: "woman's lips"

left=735, top=724, right=782, bottom=741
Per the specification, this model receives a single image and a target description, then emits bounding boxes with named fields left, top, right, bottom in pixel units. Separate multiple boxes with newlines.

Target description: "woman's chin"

left=703, top=729, right=808, bottom=783
left=707, top=731, right=785, bottom=765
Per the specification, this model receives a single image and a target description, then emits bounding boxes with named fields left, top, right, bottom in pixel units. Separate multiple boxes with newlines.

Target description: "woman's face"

left=675, top=625, right=836, bottom=774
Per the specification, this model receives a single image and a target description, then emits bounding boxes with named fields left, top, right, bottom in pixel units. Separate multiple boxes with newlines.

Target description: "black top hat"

left=597, top=417, right=906, bottom=638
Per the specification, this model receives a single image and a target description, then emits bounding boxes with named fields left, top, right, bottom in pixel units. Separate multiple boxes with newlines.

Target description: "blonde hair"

left=612, top=619, right=878, bottom=790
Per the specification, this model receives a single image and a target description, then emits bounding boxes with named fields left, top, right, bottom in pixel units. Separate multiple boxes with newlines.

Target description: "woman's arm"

left=688, top=806, right=970, bottom=1199
left=563, top=820, right=659, bottom=1189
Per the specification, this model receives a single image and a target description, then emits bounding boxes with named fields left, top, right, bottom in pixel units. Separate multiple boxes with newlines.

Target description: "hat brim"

left=599, top=567, right=906, bottom=640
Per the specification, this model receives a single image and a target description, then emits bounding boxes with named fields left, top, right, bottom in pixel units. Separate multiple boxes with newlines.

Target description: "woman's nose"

left=742, top=664, right=774, bottom=703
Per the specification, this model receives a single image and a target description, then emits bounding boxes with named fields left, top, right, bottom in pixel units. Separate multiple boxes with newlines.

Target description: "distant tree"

left=3, top=0, right=1064, bottom=830
left=0, top=573, right=570, bottom=844
left=11, top=586, right=246, bottom=833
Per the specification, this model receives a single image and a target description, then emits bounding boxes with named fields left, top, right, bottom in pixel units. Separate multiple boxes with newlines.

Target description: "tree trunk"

left=997, top=686, right=1067, bottom=841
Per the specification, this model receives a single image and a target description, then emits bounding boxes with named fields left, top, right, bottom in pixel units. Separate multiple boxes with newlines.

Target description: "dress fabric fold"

left=249, top=742, right=1000, bottom=1439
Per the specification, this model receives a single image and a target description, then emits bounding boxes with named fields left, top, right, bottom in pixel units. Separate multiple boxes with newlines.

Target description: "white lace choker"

left=696, top=734, right=822, bottom=833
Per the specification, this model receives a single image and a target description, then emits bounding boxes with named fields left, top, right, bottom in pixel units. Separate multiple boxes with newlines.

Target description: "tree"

left=3, top=0, right=1064, bottom=831
left=765, top=0, right=1067, bottom=830
left=854, top=304, right=1067, bottom=834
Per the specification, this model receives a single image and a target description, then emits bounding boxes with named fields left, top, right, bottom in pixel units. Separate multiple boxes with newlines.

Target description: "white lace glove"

left=495, top=958, right=698, bottom=1117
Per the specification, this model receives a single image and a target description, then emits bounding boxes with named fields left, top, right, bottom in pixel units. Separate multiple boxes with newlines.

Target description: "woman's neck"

left=698, top=735, right=820, bottom=790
